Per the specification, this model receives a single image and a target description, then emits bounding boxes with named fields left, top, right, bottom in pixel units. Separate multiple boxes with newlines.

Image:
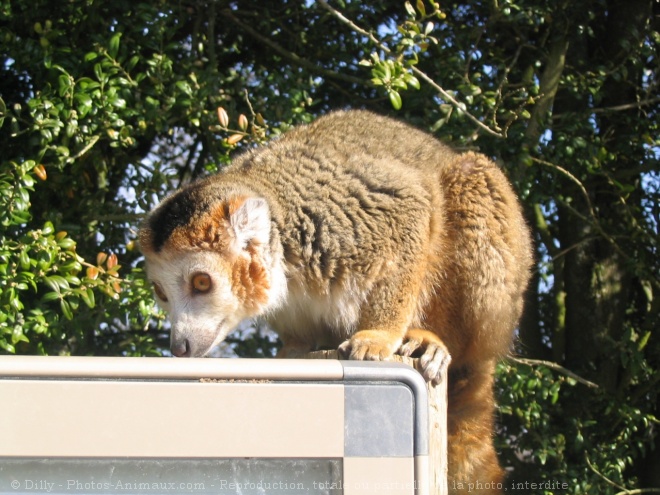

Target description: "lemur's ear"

left=229, top=197, right=270, bottom=249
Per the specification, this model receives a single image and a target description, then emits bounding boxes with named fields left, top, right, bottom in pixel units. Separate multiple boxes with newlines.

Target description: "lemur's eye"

left=192, top=273, right=212, bottom=294
left=153, top=282, right=168, bottom=302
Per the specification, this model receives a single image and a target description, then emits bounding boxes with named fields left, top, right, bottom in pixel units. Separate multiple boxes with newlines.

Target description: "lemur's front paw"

left=337, top=329, right=401, bottom=361
left=398, top=328, right=451, bottom=385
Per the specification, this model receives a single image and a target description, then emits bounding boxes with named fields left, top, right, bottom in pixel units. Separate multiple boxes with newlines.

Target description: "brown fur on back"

left=139, top=110, right=533, bottom=494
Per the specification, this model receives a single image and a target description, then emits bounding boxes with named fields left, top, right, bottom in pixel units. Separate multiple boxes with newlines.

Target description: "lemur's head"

left=138, top=181, right=282, bottom=357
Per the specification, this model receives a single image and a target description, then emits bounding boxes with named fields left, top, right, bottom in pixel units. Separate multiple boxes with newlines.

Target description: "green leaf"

left=42, top=291, right=62, bottom=302
left=388, top=90, right=403, bottom=110
left=74, top=93, right=93, bottom=117
left=93, top=63, right=104, bottom=83
left=391, top=78, right=408, bottom=90
left=405, top=1, right=416, bottom=17
left=109, top=32, right=121, bottom=58
left=58, top=74, right=72, bottom=97
left=56, top=145, right=70, bottom=157
left=126, top=55, right=140, bottom=71
left=44, top=275, right=70, bottom=291
left=57, top=238, right=76, bottom=250
left=175, top=80, right=192, bottom=96
left=112, top=98, right=127, bottom=109
left=638, top=330, right=651, bottom=351
left=10, top=290, right=24, bottom=311
left=77, top=78, right=100, bottom=90
left=81, top=288, right=95, bottom=308
left=405, top=74, right=421, bottom=90
left=19, top=248, right=31, bottom=270
left=60, top=299, right=74, bottom=320
left=59, top=260, right=82, bottom=272
left=11, top=209, right=32, bottom=224
left=371, top=66, right=387, bottom=79
left=382, top=61, right=392, bottom=80
left=22, top=173, right=35, bottom=188
left=0, top=340, right=16, bottom=353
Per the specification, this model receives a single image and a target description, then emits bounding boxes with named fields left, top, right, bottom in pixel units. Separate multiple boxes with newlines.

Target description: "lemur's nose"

left=171, top=339, right=191, bottom=358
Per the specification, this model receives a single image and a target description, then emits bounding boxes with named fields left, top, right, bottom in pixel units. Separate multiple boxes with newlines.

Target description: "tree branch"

left=552, top=95, right=660, bottom=119
left=220, top=9, right=366, bottom=87
left=531, top=156, right=660, bottom=287
left=317, top=0, right=504, bottom=138
left=66, top=135, right=100, bottom=164
left=524, top=32, right=569, bottom=143
left=510, top=356, right=599, bottom=389
left=586, top=452, right=660, bottom=494
left=590, top=96, right=660, bottom=114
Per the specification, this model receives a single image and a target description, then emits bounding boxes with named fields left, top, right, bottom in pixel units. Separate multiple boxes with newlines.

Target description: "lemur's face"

left=143, top=250, right=249, bottom=357
left=139, top=193, right=280, bottom=357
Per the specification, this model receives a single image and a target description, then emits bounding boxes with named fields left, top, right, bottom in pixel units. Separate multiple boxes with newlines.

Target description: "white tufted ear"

left=229, top=197, right=271, bottom=249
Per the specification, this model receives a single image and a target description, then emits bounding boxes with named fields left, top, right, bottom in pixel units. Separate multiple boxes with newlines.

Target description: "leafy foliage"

left=1, top=0, right=659, bottom=491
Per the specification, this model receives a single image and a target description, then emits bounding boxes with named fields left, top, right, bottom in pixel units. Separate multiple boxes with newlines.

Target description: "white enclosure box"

left=0, top=356, right=430, bottom=495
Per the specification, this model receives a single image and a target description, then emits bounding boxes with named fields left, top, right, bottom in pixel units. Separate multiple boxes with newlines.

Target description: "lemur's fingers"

left=399, top=337, right=423, bottom=357
left=338, top=329, right=401, bottom=362
left=397, top=328, right=451, bottom=384
left=419, top=344, right=452, bottom=384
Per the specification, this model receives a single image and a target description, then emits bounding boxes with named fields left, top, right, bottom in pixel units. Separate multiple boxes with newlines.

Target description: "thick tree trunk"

left=516, top=20, right=570, bottom=361
left=561, top=0, right=651, bottom=390
left=543, top=0, right=660, bottom=487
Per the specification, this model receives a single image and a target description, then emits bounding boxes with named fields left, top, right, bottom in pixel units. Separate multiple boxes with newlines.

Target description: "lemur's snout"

left=171, top=338, right=191, bottom=358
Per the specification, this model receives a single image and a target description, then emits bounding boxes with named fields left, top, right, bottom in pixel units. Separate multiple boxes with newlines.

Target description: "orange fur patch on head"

left=165, top=197, right=249, bottom=252
left=231, top=246, right=271, bottom=311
